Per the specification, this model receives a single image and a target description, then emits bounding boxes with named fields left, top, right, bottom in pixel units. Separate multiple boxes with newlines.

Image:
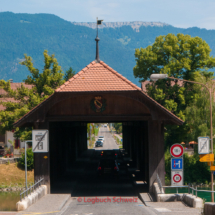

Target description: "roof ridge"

left=99, top=61, right=141, bottom=91
left=55, top=61, right=95, bottom=92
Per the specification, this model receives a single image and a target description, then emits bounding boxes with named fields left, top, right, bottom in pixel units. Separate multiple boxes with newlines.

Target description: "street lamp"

left=150, top=74, right=214, bottom=202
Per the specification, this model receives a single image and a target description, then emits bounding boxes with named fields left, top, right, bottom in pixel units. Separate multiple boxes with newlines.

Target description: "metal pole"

left=169, top=77, right=214, bottom=202
left=25, top=141, right=27, bottom=190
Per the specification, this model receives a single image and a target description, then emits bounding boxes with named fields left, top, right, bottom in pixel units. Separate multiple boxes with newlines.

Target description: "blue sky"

left=2, top=0, right=215, bottom=29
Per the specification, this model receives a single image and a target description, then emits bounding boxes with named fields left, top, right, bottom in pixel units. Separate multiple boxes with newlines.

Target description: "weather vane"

left=95, top=18, right=103, bottom=62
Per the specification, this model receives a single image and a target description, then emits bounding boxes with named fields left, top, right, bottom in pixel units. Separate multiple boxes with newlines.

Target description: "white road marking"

left=154, top=208, right=171, bottom=212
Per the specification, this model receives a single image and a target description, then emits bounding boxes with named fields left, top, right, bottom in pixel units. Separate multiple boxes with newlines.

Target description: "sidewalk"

left=145, top=201, right=202, bottom=215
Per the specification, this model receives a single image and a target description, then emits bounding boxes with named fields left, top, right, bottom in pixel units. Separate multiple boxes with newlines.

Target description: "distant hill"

left=0, top=12, right=215, bottom=86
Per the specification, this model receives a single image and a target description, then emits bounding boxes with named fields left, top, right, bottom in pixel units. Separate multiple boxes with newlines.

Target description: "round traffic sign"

left=173, top=174, right=182, bottom=183
left=170, top=144, right=183, bottom=157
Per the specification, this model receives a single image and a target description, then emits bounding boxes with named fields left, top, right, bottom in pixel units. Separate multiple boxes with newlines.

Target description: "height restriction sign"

left=170, top=144, right=183, bottom=158
left=171, top=171, right=183, bottom=186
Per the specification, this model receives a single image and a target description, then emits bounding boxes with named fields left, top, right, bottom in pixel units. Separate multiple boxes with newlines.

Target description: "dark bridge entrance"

left=14, top=60, right=183, bottom=194
left=49, top=121, right=149, bottom=195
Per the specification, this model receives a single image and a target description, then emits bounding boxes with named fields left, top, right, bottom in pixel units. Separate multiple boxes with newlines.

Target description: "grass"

left=94, top=128, right=99, bottom=136
left=0, top=163, right=34, bottom=187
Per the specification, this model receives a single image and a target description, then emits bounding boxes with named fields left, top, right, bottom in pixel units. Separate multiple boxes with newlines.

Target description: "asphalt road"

left=94, top=126, right=119, bottom=150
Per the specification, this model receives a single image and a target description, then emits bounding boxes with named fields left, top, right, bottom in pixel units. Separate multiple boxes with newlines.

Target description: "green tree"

left=0, top=50, right=74, bottom=140
left=133, top=33, right=215, bottom=147
left=64, top=67, right=75, bottom=81
left=113, top=123, right=122, bottom=134
left=18, top=148, right=34, bottom=170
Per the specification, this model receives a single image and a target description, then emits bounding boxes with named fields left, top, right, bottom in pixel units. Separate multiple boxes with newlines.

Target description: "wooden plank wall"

left=148, top=120, right=165, bottom=192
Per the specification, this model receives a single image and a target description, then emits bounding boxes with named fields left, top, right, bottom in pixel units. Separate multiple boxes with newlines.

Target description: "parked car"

left=95, top=141, right=103, bottom=147
left=98, top=136, right=104, bottom=142
left=97, top=138, right=104, bottom=143
left=97, top=158, right=119, bottom=176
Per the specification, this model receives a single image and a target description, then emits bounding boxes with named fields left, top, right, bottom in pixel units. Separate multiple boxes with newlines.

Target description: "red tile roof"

left=0, top=83, right=33, bottom=95
left=0, top=98, right=18, bottom=111
left=141, top=80, right=184, bottom=92
left=56, top=61, right=140, bottom=92
left=14, top=60, right=184, bottom=126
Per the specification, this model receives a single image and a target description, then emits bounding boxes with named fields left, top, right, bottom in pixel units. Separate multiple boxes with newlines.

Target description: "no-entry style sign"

left=170, top=144, right=183, bottom=158
left=32, top=130, right=49, bottom=153
left=171, top=171, right=183, bottom=186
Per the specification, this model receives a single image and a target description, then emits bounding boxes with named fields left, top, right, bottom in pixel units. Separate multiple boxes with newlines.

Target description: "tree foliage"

left=64, top=67, right=75, bottom=81
left=133, top=33, right=215, bottom=147
left=113, top=123, right=122, bottom=134
left=18, top=148, right=34, bottom=170
left=0, top=50, right=75, bottom=140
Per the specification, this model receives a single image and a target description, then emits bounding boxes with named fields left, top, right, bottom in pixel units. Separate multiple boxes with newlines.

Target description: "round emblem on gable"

left=90, top=96, right=106, bottom=113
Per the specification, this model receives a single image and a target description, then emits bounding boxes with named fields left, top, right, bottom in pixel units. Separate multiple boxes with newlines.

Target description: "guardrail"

left=156, top=174, right=164, bottom=194
left=163, top=184, right=215, bottom=198
left=20, top=178, right=44, bottom=201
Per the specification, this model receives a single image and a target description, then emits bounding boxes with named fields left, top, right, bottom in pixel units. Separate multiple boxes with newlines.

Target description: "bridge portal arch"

left=14, top=60, right=183, bottom=194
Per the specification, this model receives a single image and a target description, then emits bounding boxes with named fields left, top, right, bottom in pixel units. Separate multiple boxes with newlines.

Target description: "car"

left=98, top=136, right=104, bottom=142
left=97, top=158, right=119, bottom=176
left=95, top=141, right=103, bottom=147
left=97, top=138, right=104, bottom=143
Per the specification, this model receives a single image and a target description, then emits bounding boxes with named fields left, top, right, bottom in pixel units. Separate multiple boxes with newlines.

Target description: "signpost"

left=198, top=137, right=210, bottom=154
left=170, top=144, right=183, bottom=186
left=32, top=130, right=49, bottom=153
left=171, top=158, right=183, bottom=170
left=170, top=144, right=184, bottom=158
left=171, top=171, right=183, bottom=186
left=199, top=154, right=214, bottom=162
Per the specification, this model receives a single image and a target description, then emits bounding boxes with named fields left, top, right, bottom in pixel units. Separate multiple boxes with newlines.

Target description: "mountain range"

left=1, top=12, right=215, bottom=86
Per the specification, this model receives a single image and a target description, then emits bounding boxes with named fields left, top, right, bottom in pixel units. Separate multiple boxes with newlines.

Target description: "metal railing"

left=20, top=178, right=44, bottom=201
left=163, top=184, right=215, bottom=198
left=156, top=173, right=215, bottom=199
left=156, top=174, right=164, bottom=194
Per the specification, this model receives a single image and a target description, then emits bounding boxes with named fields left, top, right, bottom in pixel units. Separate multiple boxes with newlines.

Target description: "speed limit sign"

left=171, top=171, right=183, bottom=186
left=170, top=144, right=183, bottom=158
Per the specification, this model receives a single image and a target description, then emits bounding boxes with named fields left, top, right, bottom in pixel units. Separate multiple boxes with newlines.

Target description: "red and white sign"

left=171, top=171, right=183, bottom=186
left=170, top=144, right=183, bottom=158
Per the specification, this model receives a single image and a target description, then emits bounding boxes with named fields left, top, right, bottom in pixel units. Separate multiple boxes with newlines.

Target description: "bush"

left=18, top=148, right=34, bottom=170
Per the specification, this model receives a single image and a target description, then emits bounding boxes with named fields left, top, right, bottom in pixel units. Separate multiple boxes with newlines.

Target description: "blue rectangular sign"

left=171, top=158, right=183, bottom=170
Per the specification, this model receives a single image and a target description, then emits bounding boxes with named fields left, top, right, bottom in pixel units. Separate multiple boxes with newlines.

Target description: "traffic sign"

left=171, top=171, right=183, bottom=186
left=170, top=144, right=183, bottom=158
left=199, top=154, right=214, bottom=162
left=198, top=137, right=210, bottom=154
left=210, top=166, right=215, bottom=171
left=171, top=158, right=183, bottom=170
left=32, top=130, right=49, bottom=153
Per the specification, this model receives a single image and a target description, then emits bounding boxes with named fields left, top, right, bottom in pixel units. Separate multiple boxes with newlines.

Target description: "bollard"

left=196, top=186, right=197, bottom=198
